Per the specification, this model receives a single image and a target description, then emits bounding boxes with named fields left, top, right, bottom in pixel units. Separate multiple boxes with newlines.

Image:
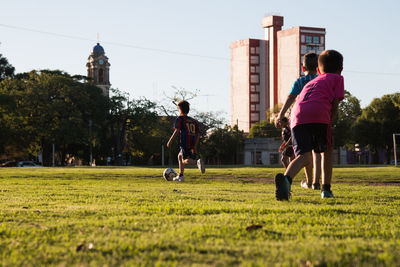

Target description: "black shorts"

left=291, top=123, right=329, bottom=156
left=179, top=147, right=197, bottom=160
left=283, top=146, right=294, bottom=157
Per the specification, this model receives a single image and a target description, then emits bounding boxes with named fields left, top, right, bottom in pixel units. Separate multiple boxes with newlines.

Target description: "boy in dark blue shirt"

left=167, top=100, right=205, bottom=181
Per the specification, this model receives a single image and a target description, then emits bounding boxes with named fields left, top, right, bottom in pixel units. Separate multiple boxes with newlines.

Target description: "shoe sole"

left=275, top=174, right=290, bottom=201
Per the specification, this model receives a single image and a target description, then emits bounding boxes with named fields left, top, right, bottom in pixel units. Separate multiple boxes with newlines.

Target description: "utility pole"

left=89, top=120, right=93, bottom=167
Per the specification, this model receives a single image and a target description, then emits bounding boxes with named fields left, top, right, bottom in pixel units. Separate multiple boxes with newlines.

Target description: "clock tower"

left=86, top=43, right=110, bottom=96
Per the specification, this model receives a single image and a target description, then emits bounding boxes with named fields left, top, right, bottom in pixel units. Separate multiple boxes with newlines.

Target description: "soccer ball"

left=163, top=168, right=177, bottom=181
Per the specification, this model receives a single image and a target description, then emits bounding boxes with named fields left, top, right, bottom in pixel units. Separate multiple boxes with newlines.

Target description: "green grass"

left=1, top=166, right=400, bottom=266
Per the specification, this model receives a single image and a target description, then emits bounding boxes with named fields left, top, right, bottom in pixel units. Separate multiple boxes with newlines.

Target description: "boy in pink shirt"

left=275, top=50, right=344, bottom=200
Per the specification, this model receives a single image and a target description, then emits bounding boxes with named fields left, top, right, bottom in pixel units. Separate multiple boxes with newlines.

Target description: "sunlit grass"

left=1, top=166, right=400, bottom=266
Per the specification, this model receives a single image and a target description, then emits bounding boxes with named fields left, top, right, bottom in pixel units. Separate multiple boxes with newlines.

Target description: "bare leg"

left=183, top=158, right=197, bottom=166
left=284, top=152, right=312, bottom=180
left=178, top=153, right=184, bottom=175
left=322, top=147, right=333, bottom=185
left=304, top=162, right=313, bottom=185
left=281, top=155, right=289, bottom=169
left=313, top=151, right=321, bottom=184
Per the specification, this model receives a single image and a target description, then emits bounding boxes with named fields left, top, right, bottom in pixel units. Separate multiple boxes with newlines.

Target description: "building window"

left=250, top=93, right=259, bottom=102
left=313, top=36, right=320, bottom=44
left=251, top=112, right=259, bottom=121
left=251, top=104, right=256, bottom=111
left=255, top=47, right=259, bottom=54
left=250, top=47, right=256, bottom=54
left=301, top=35, right=305, bottom=43
left=250, top=74, right=259, bottom=84
left=250, top=55, right=259, bottom=64
left=255, top=66, right=259, bottom=73
left=250, top=85, right=255, bottom=92
left=255, top=85, right=260, bottom=92
left=255, top=104, right=259, bottom=111
left=270, top=153, right=279, bottom=165
left=98, top=68, right=104, bottom=83
left=306, top=45, right=316, bottom=52
left=251, top=151, right=262, bottom=165
left=251, top=66, right=256, bottom=73
left=305, top=36, right=312, bottom=43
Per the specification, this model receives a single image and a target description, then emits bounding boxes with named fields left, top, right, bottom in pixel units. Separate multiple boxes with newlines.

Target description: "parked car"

left=17, top=161, right=42, bottom=167
left=390, top=159, right=400, bottom=165
left=0, top=161, right=17, bottom=167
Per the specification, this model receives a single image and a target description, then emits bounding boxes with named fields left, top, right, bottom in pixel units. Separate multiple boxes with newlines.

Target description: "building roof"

left=93, top=43, right=105, bottom=53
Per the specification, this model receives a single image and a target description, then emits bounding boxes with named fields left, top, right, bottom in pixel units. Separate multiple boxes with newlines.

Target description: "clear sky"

left=1, top=0, right=399, bottom=123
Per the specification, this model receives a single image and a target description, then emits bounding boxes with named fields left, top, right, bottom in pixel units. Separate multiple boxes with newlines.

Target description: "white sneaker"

left=173, top=175, right=184, bottom=182
left=197, top=159, right=205, bottom=174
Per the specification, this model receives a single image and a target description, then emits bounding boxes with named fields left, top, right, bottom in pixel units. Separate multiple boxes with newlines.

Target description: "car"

left=390, top=159, right=400, bottom=165
left=0, top=161, right=18, bottom=167
left=17, top=161, right=42, bottom=167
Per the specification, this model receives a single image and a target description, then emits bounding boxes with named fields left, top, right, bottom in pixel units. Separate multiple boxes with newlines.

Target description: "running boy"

left=278, top=117, right=294, bottom=169
left=275, top=50, right=344, bottom=200
left=275, top=52, right=321, bottom=190
left=167, top=100, right=205, bottom=182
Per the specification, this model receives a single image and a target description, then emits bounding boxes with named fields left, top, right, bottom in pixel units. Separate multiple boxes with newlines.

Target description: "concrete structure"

left=244, top=138, right=281, bottom=165
left=230, top=16, right=326, bottom=133
left=87, top=43, right=111, bottom=96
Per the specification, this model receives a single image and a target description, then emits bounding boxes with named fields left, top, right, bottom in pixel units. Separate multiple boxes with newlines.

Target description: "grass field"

left=1, top=166, right=400, bottom=266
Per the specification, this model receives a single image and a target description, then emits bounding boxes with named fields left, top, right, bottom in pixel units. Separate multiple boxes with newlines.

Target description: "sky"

left=1, top=0, right=400, bottom=123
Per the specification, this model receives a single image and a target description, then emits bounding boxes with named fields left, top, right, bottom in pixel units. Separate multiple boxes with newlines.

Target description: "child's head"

left=280, top=117, right=289, bottom=128
left=302, top=52, right=318, bottom=73
left=318, top=50, right=343, bottom=74
left=177, top=100, right=190, bottom=115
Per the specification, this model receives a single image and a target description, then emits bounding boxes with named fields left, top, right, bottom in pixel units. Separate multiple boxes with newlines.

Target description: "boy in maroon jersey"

left=167, top=100, right=205, bottom=181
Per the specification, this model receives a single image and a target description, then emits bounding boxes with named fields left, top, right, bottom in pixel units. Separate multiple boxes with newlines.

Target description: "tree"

left=248, top=120, right=281, bottom=138
left=0, top=70, right=109, bottom=164
left=201, top=125, right=244, bottom=164
left=332, top=90, right=362, bottom=147
left=353, top=93, right=400, bottom=163
left=0, top=54, right=15, bottom=82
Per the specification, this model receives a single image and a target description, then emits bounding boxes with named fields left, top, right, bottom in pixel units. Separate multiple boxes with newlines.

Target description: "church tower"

left=86, top=43, right=110, bottom=96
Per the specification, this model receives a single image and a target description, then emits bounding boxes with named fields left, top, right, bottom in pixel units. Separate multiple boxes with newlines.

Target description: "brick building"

left=230, top=16, right=326, bottom=133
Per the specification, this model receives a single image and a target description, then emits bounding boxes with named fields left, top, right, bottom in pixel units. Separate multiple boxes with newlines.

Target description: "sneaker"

left=197, top=159, right=205, bottom=174
left=300, top=180, right=312, bottom=189
left=275, top=173, right=291, bottom=201
left=173, top=174, right=184, bottom=182
left=312, top=183, right=321, bottom=190
left=321, top=190, right=334, bottom=198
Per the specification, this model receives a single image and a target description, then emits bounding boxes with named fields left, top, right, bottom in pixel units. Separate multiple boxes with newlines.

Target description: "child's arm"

left=167, top=129, right=179, bottom=148
left=275, top=94, right=296, bottom=128
left=331, top=98, right=340, bottom=122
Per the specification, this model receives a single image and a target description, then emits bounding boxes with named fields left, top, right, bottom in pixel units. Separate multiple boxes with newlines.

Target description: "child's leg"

left=284, top=152, right=312, bottom=180
left=178, top=153, right=184, bottom=175
left=183, top=158, right=197, bottom=166
left=304, top=163, right=313, bottom=185
left=313, top=151, right=321, bottom=184
left=322, top=146, right=333, bottom=185
left=281, top=155, right=289, bottom=168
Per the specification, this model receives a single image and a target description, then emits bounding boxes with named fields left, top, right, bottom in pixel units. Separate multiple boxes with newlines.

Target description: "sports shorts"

left=179, top=147, right=197, bottom=160
left=283, top=146, right=294, bottom=157
left=291, top=123, right=331, bottom=156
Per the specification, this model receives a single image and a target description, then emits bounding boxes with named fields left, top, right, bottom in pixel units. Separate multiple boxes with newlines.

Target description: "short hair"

left=318, top=50, right=343, bottom=74
left=303, top=52, right=318, bottom=71
left=281, top=117, right=288, bottom=123
left=177, top=100, right=190, bottom=114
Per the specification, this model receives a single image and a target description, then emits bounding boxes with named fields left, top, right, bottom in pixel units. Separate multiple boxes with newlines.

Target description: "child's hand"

left=278, top=143, right=286, bottom=152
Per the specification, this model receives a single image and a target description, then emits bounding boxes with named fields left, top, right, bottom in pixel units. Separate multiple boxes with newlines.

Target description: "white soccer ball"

left=163, top=168, right=177, bottom=181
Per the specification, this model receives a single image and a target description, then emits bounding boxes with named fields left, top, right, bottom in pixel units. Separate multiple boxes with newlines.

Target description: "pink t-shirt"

left=290, top=73, right=344, bottom=128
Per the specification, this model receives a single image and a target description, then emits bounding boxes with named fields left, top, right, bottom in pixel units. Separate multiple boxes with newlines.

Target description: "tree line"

left=0, top=54, right=244, bottom=166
